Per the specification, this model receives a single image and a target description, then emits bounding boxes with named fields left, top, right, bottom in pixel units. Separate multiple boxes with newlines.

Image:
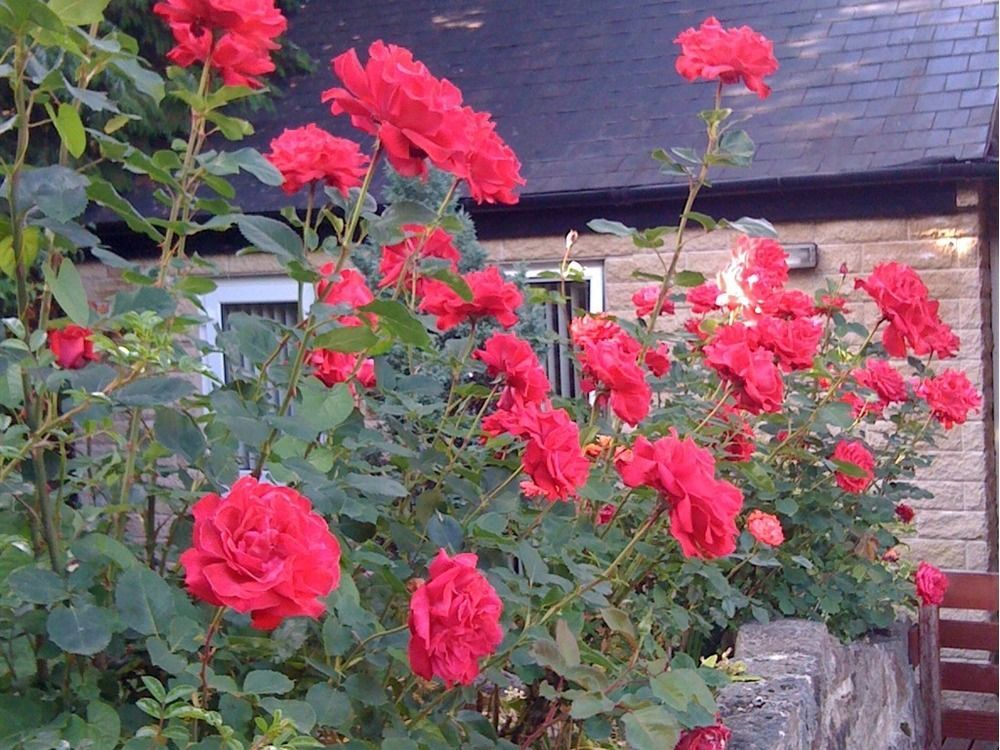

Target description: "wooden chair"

left=909, top=571, right=1000, bottom=750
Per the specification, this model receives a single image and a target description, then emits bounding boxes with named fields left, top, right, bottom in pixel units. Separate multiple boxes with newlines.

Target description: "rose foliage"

left=0, top=6, right=977, bottom=750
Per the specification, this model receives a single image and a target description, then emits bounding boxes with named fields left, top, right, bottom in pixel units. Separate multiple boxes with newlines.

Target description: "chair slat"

left=940, top=619, right=1000, bottom=652
left=942, top=572, right=1000, bottom=611
left=942, top=709, right=1000, bottom=741
left=941, top=662, right=1000, bottom=694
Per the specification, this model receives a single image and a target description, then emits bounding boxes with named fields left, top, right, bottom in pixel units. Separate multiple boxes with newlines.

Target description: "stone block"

left=907, top=212, right=981, bottom=239
left=902, top=538, right=968, bottom=568
left=813, top=218, right=909, bottom=244
left=861, top=240, right=963, bottom=271
left=916, top=510, right=990, bottom=540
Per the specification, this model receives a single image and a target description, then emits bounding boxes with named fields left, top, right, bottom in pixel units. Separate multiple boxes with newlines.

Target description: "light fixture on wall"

left=785, top=243, right=818, bottom=270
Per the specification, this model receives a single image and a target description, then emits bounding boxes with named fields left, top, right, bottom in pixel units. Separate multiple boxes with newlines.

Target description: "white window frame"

left=199, top=276, right=315, bottom=393
left=509, top=260, right=605, bottom=313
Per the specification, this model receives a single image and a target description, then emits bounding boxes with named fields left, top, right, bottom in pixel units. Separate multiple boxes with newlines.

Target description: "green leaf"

left=600, top=607, right=636, bottom=638
left=555, top=619, right=580, bottom=667
left=775, top=496, right=799, bottom=517
left=622, top=706, right=680, bottom=750
left=259, top=698, right=316, bottom=733
left=720, top=216, right=778, bottom=238
left=0, top=227, right=39, bottom=278
left=243, top=670, right=294, bottom=696
left=116, top=377, right=194, bottom=407
left=587, top=218, right=635, bottom=237
left=311, top=326, right=377, bottom=353
left=344, top=473, right=407, bottom=498
left=235, top=215, right=303, bottom=260
left=299, top=381, right=355, bottom=433
left=7, top=566, right=67, bottom=605
left=426, top=513, right=463, bottom=552
left=361, top=299, right=431, bottom=350
left=651, top=668, right=716, bottom=714
left=830, top=458, right=870, bottom=479
left=47, top=603, right=112, bottom=655
left=153, top=408, right=206, bottom=463
left=110, top=58, right=164, bottom=103
left=52, top=103, right=86, bottom=158
left=683, top=211, right=716, bottom=231
left=422, top=267, right=472, bottom=301
left=48, top=0, right=110, bottom=25
left=43, top=257, right=89, bottom=325
left=713, top=129, right=755, bottom=167
left=115, top=567, right=174, bottom=637
left=87, top=178, right=162, bottom=241
left=674, top=270, right=706, bottom=288
left=816, top=402, right=855, bottom=430
left=568, top=692, right=615, bottom=720
left=306, top=683, right=351, bottom=727
left=71, top=533, right=140, bottom=569
left=17, top=166, right=88, bottom=222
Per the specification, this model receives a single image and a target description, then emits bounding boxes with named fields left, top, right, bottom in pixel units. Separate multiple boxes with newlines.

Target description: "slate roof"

left=237, top=0, right=998, bottom=212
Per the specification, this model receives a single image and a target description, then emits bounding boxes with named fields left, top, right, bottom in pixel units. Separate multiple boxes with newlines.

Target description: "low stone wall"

left=718, top=619, right=922, bottom=750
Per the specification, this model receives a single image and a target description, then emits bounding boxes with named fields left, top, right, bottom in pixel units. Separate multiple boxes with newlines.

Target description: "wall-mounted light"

left=785, top=243, right=818, bottom=270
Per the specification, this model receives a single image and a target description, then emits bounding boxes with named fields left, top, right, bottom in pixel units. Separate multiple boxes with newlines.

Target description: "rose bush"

left=0, top=5, right=980, bottom=749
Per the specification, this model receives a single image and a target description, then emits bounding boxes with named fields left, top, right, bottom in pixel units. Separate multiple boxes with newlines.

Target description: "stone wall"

left=481, top=201, right=996, bottom=572
left=717, top=619, right=922, bottom=750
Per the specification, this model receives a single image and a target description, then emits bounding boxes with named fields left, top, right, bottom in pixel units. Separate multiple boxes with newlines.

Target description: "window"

left=200, top=276, right=314, bottom=393
left=200, top=277, right=315, bottom=471
left=515, top=262, right=604, bottom=398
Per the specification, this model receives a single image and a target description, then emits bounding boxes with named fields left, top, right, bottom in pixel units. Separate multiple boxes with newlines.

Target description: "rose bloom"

left=618, top=431, right=744, bottom=559
left=444, top=107, right=525, bottom=204
left=761, top=288, right=816, bottom=319
left=915, top=561, right=949, bottom=606
left=308, top=349, right=376, bottom=390
left=895, top=503, right=916, bottom=524
left=569, top=313, right=627, bottom=349
left=316, top=265, right=375, bottom=327
left=48, top=325, right=98, bottom=369
left=917, top=369, right=982, bottom=429
left=632, top=285, right=674, bottom=318
left=153, top=0, right=287, bottom=88
left=419, top=266, right=522, bottom=331
left=596, top=503, right=617, bottom=525
left=704, top=323, right=784, bottom=414
left=674, top=16, right=778, bottom=98
left=378, top=225, right=460, bottom=295
left=746, top=509, right=784, bottom=547
left=756, top=315, right=822, bottom=372
left=722, top=417, right=755, bottom=463
left=179, top=477, right=341, bottom=630
left=855, top=262, right=958, bottom=359
left=323, top=41, right=466, bottom=178
left=408, top=549, right=503, bottom=686
left=266, top=124, right=368, bottom=196
left=583, top=434, right=615, bottom=459
left=853, top=359, right=907, bottom=411
left=816, top=293, right=849, bottom=316
left=579, top=338, right=652, bottom=426
left=687, top=281, right=722, bottom=314
left=474, top=332, right=550, bottom=407
left=519, top=406, right=591, bottom=502
left=715, top=236, right=788, bottom=314
left=832, top=439, right=875, bottom=494
left=645, top=343, right=672, bottom=377
left=675, top=721, right=733, bottom=750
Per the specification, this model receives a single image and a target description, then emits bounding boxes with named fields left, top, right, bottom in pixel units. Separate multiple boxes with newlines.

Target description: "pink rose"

left=179, top=477, right=342, bottom=630
left=408, top=549, right=503, bottom=686
left=265, top=124, right=368, bottom=196
left=48, top=325, right=98, bottom=369
left=831, top=439, right=875, bottom=494
left=674, top=16, right=778, bottom=98
left=916, top=369, right=982, bottom=429
left=746, top=509, right=784, bottom=547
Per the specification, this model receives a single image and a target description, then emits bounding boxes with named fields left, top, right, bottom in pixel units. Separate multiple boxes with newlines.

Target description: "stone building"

left=86, top=0, right=999, bottom=571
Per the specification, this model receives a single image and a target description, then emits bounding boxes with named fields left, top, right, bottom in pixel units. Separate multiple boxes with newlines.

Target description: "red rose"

left=761, top=288, right=817, bottom=319
left=474, top=332, right=550, bottom=407
left=179, top=477, right=341, bottom=630
left=895, top=503, right=915, bottom=524
left=419, top=266, right=522, bottom=331
left=316, top=265, right=375, bottom=327
left=323, top=41, right=466, bottom=178
left=756, top=315, right=822, bottom=372
left=644, top=343, right=672, bottom=377
left=632, top=285, right=674, bottom=318
left=852, top=359, right=907, bottom=412
left=617, top=431, right=743, bottom=559
left=308, top=349, right=376, bottom=390
left=408, top=549, right=503, bottom=686
left=569, top=314, right=626, bottom=349
left=816, top=293, right=849, bottom=316
left=675, top=721, right=733, bottom=750
left=687, top=282, right=722, bottom=314
left=581, top=339, right=652, bottom=426
left=266, top=125, right=368, bottom=196
left=445, top=107, right=525, bottom=205
left=48, top=325, right=98, bottom=369
left=153, top=0, right=287, bottom=88
left=518, top=406, right=591, bottom=502
left=855, top=263, right=958, bottom=359
left=832, top=439, right=875, bottom=494
left=378, top=225, right=460, bottom=295
left=720, top=409, right=755, bottom=462
left=704, top=323, right=783, bottom=414
left=915, top=561, right=949, bottom=606
left=746, top=509, right=784, bottom=547
left=596, top=503, right=617, bottom=525
left=715, top=236, right=788, bottom=315
left=674, top=16, right=778, bottom=99
left=917, top=369, right=982, bottom=429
